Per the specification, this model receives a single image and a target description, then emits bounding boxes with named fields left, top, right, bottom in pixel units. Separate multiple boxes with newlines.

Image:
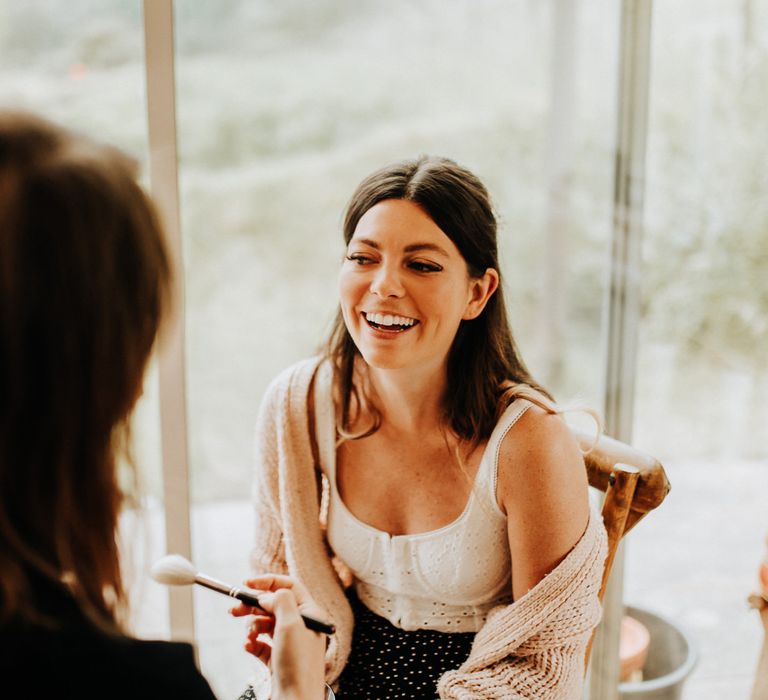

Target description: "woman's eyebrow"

left=403, top=243, right=450, bottom=256
left=350, top=238, right=450, bottom=257
left=350, top=238, right=380, bottom=249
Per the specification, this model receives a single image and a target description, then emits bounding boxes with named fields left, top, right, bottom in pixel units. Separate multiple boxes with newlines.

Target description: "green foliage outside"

left=1, top=0, right=765, bottom=500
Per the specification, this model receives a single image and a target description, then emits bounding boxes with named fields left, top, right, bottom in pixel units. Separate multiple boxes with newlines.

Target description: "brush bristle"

left=151, top=554, right=197, bottom=586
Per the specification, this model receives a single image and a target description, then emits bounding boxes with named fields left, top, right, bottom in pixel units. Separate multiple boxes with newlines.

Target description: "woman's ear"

left=463, top=268, right=499, bottom=320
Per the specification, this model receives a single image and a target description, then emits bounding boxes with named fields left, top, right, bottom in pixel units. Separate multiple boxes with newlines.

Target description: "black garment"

left=335, top=589, right=474, bottom=700
left=0, top=573, right=217, bottom=700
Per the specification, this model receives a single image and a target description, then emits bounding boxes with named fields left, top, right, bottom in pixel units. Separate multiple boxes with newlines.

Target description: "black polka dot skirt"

left=335, top=589, right=475, bottom=700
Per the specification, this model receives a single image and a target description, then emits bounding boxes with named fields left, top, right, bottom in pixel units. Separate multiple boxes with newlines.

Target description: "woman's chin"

left=356, top=347, right=412, bottom=371
left=361, top=357, right=408, bottom=371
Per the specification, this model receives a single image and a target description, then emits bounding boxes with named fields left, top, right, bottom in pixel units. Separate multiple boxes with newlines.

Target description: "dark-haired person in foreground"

left=0, top=111, right=325, bottom=700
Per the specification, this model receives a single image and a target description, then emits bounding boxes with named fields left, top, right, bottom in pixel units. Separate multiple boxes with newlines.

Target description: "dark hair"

left=0, top=112, right=171, bottom=630
left=326, top=155, right=551, bottom=443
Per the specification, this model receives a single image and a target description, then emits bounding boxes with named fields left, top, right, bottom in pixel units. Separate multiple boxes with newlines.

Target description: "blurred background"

left=1, top=0, right=766, bottom=697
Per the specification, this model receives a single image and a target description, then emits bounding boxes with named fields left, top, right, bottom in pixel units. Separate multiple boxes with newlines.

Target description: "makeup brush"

left=151, top=554, right=335, bottom=635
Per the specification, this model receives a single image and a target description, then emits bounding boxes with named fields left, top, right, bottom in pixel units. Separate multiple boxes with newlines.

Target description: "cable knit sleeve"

left=249, top=372, right=290, bottom=576
left=247, top=359, right=355, bottom=685
left=437, top=509, right=608, bottom=700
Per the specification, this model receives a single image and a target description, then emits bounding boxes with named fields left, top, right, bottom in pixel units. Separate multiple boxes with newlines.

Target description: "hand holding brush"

left=151, top=554, right=336, bottom=635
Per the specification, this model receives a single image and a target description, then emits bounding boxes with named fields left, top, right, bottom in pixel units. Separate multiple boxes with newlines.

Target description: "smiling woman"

left=238, top=155, right=607, bottom=699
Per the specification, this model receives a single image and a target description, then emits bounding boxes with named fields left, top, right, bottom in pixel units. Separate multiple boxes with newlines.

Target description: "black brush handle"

left=235, top=589, right=336, bottom=635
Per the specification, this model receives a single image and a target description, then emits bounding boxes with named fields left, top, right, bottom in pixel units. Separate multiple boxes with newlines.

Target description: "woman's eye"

left=409, top=261, right=442, bottom=273
left=346, top=254, right=374, bottom=265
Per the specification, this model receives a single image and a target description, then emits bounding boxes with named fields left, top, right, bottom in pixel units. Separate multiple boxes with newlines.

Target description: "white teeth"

left=365, top=312, right=416, bottom=327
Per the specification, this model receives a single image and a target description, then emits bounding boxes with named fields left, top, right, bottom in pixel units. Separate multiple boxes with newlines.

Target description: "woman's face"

left=339, top=198, right=497, bottom=374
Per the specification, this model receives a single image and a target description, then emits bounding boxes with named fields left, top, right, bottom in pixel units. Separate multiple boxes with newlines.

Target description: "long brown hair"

left=326, top=155, right=552, bottom=444
left=0, top=112, right=171, bottom=630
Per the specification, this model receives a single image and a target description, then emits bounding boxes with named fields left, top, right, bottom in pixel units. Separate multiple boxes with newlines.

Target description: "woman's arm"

left=244, top=359, right=355, bottom=687
left=436, top=505, right=607, bottom=698
left=436, top=404, right=602, bottom=699
left=496, top=405, right=591, bottom=601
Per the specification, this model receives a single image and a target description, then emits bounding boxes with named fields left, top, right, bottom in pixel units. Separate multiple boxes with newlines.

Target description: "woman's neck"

left=364, top=362, right=447, bottom=435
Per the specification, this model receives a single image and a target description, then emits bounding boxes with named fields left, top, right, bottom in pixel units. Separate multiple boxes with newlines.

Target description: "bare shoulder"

left=497, top=403, right=591, bottom=596
left=498, top=403, right=588, bottom=497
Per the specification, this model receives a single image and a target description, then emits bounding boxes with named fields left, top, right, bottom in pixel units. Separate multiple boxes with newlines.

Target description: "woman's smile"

left=362, top=311, right=420, bottom=334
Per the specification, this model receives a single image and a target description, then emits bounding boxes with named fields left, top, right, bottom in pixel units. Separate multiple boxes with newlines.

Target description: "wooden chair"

left=574, top=431, right=672, bottom=668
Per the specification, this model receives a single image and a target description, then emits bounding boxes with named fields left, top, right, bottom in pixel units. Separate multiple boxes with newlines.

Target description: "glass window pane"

left=1, top=0, right=167, bottom=638
left=1, top=1, right=147, bottom=154
left=627, top=1, right=768, bottom=696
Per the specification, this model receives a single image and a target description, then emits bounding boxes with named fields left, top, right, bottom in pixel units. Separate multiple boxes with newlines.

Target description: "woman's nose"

left=369, top=263, right=404, bottom=298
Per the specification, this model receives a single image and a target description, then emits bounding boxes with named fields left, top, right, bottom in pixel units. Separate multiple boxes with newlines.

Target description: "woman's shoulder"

left=495, top=402, right=591, bottom=595
left=501, top=401, right=579, bottom=455
left=267, top=355, right=325, bottom=389
left=0, top=622, right=217, bottom=699
left=496, top=402, right=588, bottom=512
left=115, top=637, right=218, bottom=698
left=260, top=355, right=329, bottom=406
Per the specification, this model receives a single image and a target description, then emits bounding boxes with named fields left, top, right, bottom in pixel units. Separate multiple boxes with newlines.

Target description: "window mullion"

left=589, top=1, right=653, bottom=698
left=142, top=0, right=194, bottom=643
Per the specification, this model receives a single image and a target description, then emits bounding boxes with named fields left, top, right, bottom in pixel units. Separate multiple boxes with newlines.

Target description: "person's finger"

left=244, top=636, right=272, bottom=666
left=229, top=601, right=265, bottom=618
left=243, top=573, right=297, bottom=592
left=271, top=588, right=304, bottom=626
left=247, top=614, right=275, bottom=638
left=242, top=574, right=329, bottom=628
left=242, top=574, right=313, bottom=602
left=244, top=576, right=318, bottom=613
left=267, top=587, right=326, bottom=700
left=251, top=590, right=276, bottom=614
left=759, top=605, right=768, bottom=629
left=247, top=629, right=271, bottom=647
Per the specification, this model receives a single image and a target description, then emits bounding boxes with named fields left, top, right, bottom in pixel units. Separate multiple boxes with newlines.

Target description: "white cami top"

left=324, top=399, right=532, bottom=633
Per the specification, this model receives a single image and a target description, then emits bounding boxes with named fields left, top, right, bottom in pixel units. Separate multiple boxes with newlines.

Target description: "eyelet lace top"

left=324, top=399, right=531, bottom=633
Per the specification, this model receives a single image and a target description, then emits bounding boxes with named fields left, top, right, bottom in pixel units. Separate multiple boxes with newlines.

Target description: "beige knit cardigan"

left=250, top=358, right=608, bottom=699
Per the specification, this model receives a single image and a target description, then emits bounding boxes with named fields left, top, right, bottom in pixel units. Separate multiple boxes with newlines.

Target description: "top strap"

left=487, top=398, right=532, bottom=505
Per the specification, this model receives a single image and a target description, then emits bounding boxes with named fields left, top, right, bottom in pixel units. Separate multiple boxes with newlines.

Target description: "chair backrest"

left=574, top=431, right=671, bottom=669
